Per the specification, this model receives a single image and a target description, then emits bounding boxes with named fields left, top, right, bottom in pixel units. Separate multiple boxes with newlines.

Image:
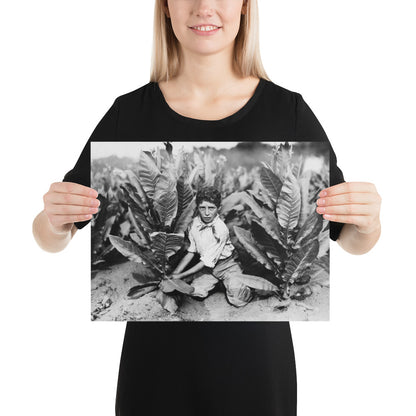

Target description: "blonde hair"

left=150, top=0, right=270, bottom=82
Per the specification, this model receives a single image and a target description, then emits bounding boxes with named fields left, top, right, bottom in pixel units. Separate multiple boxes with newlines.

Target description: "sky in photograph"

left=90, top=141, right=325, bottom=174
left=92, top=141, right=244, bottom=160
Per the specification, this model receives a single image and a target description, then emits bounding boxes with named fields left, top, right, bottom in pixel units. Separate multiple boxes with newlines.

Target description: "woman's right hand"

left=43, top=182, right=100, bottom=234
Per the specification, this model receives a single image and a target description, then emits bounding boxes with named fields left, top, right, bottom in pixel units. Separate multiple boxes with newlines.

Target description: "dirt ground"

left=91, top=260, right=329, bottom=322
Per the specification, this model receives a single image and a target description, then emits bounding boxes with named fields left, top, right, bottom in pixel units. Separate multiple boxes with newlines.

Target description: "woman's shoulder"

left=264, top=78, right=299, bottom=94
left=107, top=82, right=160, bottom=126
left=262, top=78, right=302, bottom=106
left=114, top=81, right=156, bottom=105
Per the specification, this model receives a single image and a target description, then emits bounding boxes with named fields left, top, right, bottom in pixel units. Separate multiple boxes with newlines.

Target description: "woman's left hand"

left=316, top=182, right=382, bottom=234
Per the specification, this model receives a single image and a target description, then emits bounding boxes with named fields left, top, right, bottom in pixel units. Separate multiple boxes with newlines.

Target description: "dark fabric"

left=62, top=81, right=346, bottom=240
left=115, top=322, right=297, bottom=416
left=62, top=78, right=347, bottom=416
left=294, top=93, right=346, bottom=242
left=62, top=98, right=120, bottom=230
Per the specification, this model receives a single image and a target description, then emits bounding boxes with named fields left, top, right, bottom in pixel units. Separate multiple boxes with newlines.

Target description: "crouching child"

left=168, top=186, right=278, bottom=307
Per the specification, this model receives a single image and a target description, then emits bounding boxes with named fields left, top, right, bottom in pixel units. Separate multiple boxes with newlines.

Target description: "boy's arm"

left=174, top=259, right=206, bottom=278
left=170, top=227, right=199, bottom=276
left=173, top=252, right=195, bottom=274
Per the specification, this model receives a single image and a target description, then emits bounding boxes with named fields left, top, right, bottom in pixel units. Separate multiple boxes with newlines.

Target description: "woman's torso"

left=112, top=77, right=300, bottom=415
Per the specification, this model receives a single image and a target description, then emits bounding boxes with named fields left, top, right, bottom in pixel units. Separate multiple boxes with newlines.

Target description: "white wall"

left=1, top=1, right=414, bottom=415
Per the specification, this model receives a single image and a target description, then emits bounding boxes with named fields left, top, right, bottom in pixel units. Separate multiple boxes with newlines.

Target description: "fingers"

left=50, top=181, right=98, bottom=198
left=319, top=181, right=378, bottom=197
left=48, top=213, right=95, bottom=229
left=315, top=182, right=382, bottom=234
left=314, top=212, right=380, bottom=234
left=45, top=192, right=100, bottom=210
left=316, top=191, right=380, bottom=217
left=47, top=203, right=99, bottom=215
left=43, top=182, right=100, bottom=230
left=316, top=203, right=375, bottom=216
left=317, top=192, right=381, bottom=206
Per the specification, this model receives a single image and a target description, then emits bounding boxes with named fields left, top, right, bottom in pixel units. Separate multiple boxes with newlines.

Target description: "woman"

left=33, top=1, right=382, bottom=415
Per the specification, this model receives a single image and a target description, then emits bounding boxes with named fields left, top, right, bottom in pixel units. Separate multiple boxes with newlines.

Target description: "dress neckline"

left=154, top=78, right=266, bottom=126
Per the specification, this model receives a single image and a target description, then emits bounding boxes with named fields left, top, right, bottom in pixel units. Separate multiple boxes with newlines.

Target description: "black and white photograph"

left=91, top=141, right=331, bottom=321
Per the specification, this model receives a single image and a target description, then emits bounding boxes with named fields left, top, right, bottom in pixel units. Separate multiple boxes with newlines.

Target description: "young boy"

left=170, top=186, right=279, bottom=307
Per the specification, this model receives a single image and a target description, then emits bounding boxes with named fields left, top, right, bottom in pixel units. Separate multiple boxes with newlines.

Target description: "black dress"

left=62, top=78, right=346, bottom=416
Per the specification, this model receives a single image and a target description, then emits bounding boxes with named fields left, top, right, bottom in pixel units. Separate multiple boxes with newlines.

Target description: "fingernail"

left=320, top=190, right=327, bottom=197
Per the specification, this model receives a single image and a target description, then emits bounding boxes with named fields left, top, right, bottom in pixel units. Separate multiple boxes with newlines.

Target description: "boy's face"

left=197, top=200, right=219, bottom=223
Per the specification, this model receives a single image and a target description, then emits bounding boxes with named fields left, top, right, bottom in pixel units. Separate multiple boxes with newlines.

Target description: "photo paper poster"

left=90, top=141, right=330, bottom=321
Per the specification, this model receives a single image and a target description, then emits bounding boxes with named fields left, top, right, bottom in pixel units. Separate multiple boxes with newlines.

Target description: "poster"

left=90, top=141, right=330, bottom=321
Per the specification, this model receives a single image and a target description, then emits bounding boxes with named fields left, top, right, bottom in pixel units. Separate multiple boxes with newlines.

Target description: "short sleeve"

left=295, top=93, right=346, bottom=242
left=62, top=97, right=120, bottom=229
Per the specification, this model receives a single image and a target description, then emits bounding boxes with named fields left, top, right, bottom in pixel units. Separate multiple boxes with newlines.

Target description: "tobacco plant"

left=108, top=143, right=200, bottom=313
left=223, top=142, right=330, bottom=301
left=91, top=166, right=131, bottom=270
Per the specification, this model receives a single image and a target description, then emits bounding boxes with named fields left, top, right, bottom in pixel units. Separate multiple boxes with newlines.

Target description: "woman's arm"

left=337, top=222, right=381, bottom=255
left=33, top=182, right=99, bottom=253
left=32, top=210, right=77, bottom=253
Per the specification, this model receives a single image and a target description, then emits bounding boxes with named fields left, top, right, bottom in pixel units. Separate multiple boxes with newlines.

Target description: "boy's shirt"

left=187, top=214, right=235, bottom=268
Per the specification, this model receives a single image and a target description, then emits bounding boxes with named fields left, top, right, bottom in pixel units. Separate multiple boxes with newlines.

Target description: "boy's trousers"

left=187, top=251, right=279, bottom=307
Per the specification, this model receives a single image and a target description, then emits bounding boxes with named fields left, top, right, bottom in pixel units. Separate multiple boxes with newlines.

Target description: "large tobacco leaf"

left=276, top=170, right=301, bottom=231
left=153, top=172, right=178, bottom=228
left=283, top=239, right=320, bottom=282
left=259, top=165, right=283, bottom=202
left=293, top=210, right=323, bottom=249
left=233, top=225, right=276, bottom=272
left=138, top=151, right=160, bottom=198
left=108, top=235, right=148, bottom=264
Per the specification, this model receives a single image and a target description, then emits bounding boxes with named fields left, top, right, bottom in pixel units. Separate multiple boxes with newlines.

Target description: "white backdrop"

left=2, top=1, right=415, bottom=415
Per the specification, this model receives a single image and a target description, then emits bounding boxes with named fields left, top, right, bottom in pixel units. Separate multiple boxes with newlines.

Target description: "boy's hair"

left=150, top=0, right=270, bottom=82
left=196, top=186, right=221, bottom=209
